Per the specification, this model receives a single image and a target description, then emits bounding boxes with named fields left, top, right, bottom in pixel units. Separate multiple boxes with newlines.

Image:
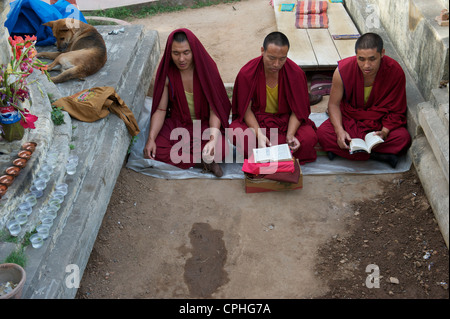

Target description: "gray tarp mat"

left=126, top=98, right=411, bottom=179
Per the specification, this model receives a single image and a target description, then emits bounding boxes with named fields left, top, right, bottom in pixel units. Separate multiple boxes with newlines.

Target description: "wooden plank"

left=307, top=28, right=341, bottom=68
left=273, top=0, right=360, bottom=69
left=327, top=3, right=360, bottom=60
left=273, top=0, right=318, bottom=69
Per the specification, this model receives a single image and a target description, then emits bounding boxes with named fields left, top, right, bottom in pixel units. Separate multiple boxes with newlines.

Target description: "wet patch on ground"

left=184, top=222, right=229, bottom=298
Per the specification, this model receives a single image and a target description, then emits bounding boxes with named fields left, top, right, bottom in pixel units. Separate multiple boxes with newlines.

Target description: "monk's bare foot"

left=203, top=161, right=223, bottom=177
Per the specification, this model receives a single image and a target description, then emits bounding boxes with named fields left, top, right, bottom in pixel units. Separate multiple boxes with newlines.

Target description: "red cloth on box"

left=263, top=159, right=301, bottom=183
left=242, top=154, right=295, bottom=175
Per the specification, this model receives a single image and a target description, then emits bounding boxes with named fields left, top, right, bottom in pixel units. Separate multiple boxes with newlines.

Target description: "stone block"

left=410, top=135, right=449, bottom=248
left=20, top=25, right=160, bottom=299
left=418, top=102, right=449, bottom=183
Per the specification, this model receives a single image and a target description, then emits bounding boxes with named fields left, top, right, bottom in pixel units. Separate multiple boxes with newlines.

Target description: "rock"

left=389, top=277, right=400, bottom=284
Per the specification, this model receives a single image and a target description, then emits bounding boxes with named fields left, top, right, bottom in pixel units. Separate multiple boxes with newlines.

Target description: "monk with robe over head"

left=143, top=29, right=231, bottom=177
left=317, top=32, right=411, bottom=168
left=228, top=31, right=318, bottom=164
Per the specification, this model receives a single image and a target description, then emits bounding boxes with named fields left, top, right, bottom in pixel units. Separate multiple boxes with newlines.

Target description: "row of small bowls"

left=0, top=142, right=37, bottom=199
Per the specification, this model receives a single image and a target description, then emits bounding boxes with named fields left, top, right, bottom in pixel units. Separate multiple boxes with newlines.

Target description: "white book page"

left=349, top=138, right=368, bottom=153
left=253, top=144, right=292, bottom=163
left=364, top=132, right=384, bottom=150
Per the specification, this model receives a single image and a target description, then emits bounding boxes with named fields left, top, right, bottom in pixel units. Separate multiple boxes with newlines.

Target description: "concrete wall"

left=345, top=0, right=449, bottom=101
left=0, top=0, right=11, bottom=66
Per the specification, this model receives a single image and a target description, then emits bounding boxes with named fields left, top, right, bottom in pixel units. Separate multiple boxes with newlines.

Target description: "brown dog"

left=37, top=18, right=107, bottom=83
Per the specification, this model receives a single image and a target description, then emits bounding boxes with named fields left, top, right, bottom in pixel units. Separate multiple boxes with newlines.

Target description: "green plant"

left=69, top=144, right=75, bottom=150
left=1, top=36, right=49, bottom=127
left=47, top=92, right=56, bottom=103
left=21, top=230, right=36, bottom=248
left=86, top=19, right=118, bottom=26
left=51, top=106, right=65, bottom=125
left=0, top=230, right=18, bottom=243
left=3, top=248, right=27, bottom=268
left=84, top=0, right=241, bottom=20
left=127, top=136, right=138, bottom=154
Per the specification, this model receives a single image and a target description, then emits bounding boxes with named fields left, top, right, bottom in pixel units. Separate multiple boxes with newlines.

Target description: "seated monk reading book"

left=317, top=32, right=411, bottom=168
left=228, top=32, right=318, bottom=165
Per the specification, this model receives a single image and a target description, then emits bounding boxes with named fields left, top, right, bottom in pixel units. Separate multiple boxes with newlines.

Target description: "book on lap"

left=349, top=132, right=384, bottom=154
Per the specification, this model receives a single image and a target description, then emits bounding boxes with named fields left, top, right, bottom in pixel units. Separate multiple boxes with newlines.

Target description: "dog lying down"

left=37, top=18, right=107, bottom=83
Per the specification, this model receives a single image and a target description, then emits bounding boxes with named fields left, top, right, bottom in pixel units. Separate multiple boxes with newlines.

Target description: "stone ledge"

left=410, top=135, right=449, bottom=248
left=431, top=87, right=449, bottom=130
left=418, top=102, right=449, bottom=184
left=12, top=25, right=160, bottom=299
left=0, top=74, right=70, bottom=232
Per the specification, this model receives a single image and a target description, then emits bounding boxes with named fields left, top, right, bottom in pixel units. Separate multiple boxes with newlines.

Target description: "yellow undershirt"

left=364, top=86, right=373, bottom=104
left=185, top=91, right=196, bottom=120
left=265, top=84, right=279, bottom=114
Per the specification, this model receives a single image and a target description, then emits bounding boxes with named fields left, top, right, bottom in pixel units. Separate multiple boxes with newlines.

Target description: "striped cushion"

left=295, top=12, right=329, bottom=28
left=296, top=0, right=328, bottom=14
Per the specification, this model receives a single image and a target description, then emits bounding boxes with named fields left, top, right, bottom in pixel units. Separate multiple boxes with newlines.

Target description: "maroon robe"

left=150, top=28, right=231, bottom=169
left=317, top=55, right=411, bottom=160
left=229, top=56, right=318, bottom=164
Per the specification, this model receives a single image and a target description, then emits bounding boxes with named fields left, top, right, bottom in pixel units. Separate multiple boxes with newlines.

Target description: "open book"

left=349, top=132, right=384, bottom=154
left=253, top=143, right=293, bottom=163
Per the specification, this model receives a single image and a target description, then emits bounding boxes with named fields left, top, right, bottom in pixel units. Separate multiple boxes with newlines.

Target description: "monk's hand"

left=202, top=138, right=217, bottom=163
left=336, top=130, right=351, bottom=149
left=258, top=135, right=271, bottom=148
left=144, top=139, right=157, bottom=159
left=374, top=128, right=389, bottom=140
left=286, top=135, right=300, bottom=152
left=257, top=129, right=271, bottom=148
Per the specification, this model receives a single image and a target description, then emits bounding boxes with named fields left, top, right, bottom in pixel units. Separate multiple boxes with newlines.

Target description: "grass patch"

left=84, top=0, right=241, bottom=21
left=2, top=249, right=27, bottom=268
left=85, top=19, right=118, bottom=26
left=0, top=230, right=18, bottom=244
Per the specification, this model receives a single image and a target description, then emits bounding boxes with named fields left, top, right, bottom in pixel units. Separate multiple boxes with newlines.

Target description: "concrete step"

left=418, top=101, right=449, bottom=184
left=410, top=135, right=449, bottom=248
left=430, top=88, right=449, bottom=131
left=13, top=25, right=160, bottom=299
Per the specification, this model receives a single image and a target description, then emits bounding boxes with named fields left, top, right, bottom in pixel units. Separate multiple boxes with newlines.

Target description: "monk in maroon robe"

left=317, top=33, right=411, bottom=168
left=228, top=32, right=318, bottom=164
left=143, top=29, right=231, bottom=177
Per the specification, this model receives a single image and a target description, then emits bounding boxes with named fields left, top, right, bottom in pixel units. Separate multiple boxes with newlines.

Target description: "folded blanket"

left=296, top=0, right=328, bottom=14
left=295, top=12, right=329, bottom=28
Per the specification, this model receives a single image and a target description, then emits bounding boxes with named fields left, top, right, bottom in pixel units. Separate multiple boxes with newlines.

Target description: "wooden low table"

left=273, top=0, right=359, bottom=71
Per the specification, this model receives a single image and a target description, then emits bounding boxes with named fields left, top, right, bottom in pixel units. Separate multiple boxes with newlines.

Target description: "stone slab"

left=410, top=135, right=449, bottom=248
left=418, top=102, right=449, bottom=184
left=15, top=25, right=160, bottom=299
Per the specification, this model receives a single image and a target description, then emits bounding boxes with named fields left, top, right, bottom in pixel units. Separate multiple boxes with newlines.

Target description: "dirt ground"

left=76, top=0, right=448, bottom=300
